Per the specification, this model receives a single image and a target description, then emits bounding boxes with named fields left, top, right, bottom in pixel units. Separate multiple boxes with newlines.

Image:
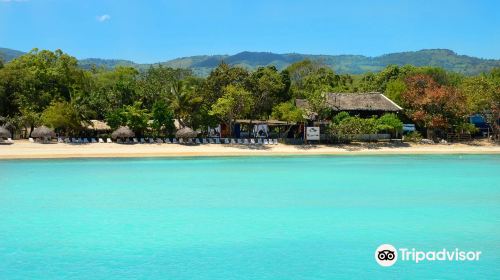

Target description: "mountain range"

left=2, top=47, right=500, bottom=76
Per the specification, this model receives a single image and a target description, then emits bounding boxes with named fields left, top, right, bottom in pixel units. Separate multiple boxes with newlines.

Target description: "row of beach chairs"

left=48, top=137, right=279, bottom=145
left=0, top=138, right=14, bottom=144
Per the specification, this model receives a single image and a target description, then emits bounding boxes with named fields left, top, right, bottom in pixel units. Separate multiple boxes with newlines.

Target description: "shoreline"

left=1, top=140, right=499, bottom=159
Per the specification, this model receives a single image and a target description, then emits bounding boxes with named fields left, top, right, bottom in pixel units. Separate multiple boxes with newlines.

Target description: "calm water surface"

left=0, top=155, right=499, bottom=279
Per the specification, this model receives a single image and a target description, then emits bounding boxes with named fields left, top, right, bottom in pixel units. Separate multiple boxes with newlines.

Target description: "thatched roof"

left=31, top=126, right=56, bottom=138
left=235, top=119, right=295, bottom=125
left=85, top=120, right=111, bottom=131
left=0, top=126, right=11, bottom=138
left=176, top=127, right=198, bottom=138
left=111, top=126, right=135, bottom=139
left=296, top=92, right=402, bottom=116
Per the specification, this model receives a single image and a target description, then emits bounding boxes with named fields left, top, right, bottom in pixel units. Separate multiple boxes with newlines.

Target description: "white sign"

left=306, top=127, right=320, bottom=140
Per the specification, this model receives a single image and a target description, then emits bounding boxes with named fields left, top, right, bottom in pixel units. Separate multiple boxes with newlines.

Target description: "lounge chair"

left=133, top=138, right=139, bottom=144
left=237, top=139, right=243, bottom=144
left=29, top=137, right=34, bottom=143
left=164, top=138, right=171, bottom=144
left=63, top=138, right=70, bottom=143
left=202, top=138, right=208, bottom=144
left=215, top=138, right=221, bottom=144
left=173, top=138, right=178, bottom=144
left=91, top=138, right=97, bottom=143
left=231, top=138, right=237, bottom=144
left=179, top=138, right=184, bottom=144
left=188, top=138, right=194, bottom=144
left=273, top=139, right=278, bottom=145
left=140, top=138, right=145, bottom=144
left=106, top=138, right=112, bottom=143
left=244, top=139, right=249, bottom=144
left=156, top=138, right=163, bottom=144
left=57, top=137, right=63, bottom=143
left=209, top=138, right=215, bottom=144
left=250, top=139, right=255, bottom=144
left=195, top=138, right=201, bottom=144
left=224, top=138, right=229, bottom=144
left=7, top=137, right=13, bottom=143
left=257, top=138, right=263, bottom=144
left=148, top=138, right=154, bottom=144
left=98, top=138, right=104, bottom=143
left=264, top=139, right=269, bottom=145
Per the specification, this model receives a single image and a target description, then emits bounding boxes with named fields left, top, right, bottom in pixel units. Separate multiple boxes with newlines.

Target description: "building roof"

left=296, top=92, right=402, bottom=114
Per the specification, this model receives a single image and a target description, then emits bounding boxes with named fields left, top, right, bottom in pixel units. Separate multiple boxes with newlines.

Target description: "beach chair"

left=98, top=138, right=104, bottom=143
left=84, top=138, right=90, bottom=144
left=179, top=138, right=184, bottom=144
left=7, top=137, right=13, bottom=143
left=173, top=138, right=178, bottom=144
left=257, top=138, right=263, bottom=144
left=224, top=138, right=229, bottom=144
left=91, top=138, right=97, bottom=143
left=209, top=138, right=215, bottom=144
left=202, top=138, right=208, bottom=144
left=148, top=138, right=154, bottom=144
left=57, top=137, right=63, bottom=143
left=237, top=139, right=244, bottom=144
left=188, top=138, right=194, bottom=144
left=273, top=139, right=278, bottom=145
left=244, top=139, right=249, bottom=144
left=106, top=138, right=112, bottom=143
left=250, top=138, right=255, bottom=144
left=64, top=138, right=70, bottom=143
left=215, top=138, right=221, bottom=144
left=117, top=139, right=123, bottom=144
left=140, top=138, right=145, bottom=144
left=195, top=138, right=201, bottom=144
left=263, top=139, right=269, bottom=145
left=156, top=138, right=163, bottom=144
left=164, top=138, right=171, bottom=144
left=29, top=137, right=34, bottom=143
left=133, top=138, right=139, bottom=144
left=231, top=138, right=237, bottom=144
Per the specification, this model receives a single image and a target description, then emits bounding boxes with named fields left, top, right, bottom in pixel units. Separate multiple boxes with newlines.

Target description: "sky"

left=1, top=0, right=499, bottom=63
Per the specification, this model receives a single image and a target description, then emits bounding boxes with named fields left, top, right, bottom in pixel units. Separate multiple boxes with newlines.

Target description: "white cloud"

left=96, top=14, right=111, bottom=22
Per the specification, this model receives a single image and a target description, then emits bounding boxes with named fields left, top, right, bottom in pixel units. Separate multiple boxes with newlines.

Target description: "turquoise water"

left=0, top=155, right=499, bottom=279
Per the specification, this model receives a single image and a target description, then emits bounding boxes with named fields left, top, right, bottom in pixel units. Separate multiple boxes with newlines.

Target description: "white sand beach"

left=0, top=140, right=499, bottom=159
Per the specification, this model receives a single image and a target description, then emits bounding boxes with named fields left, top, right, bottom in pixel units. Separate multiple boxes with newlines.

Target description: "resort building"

left=295, top=92, right=402, bottom=119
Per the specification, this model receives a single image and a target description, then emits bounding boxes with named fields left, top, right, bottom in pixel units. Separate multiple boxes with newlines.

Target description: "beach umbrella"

left=175, top=127, right=198, bottom=139
left=31, top=126, right=56, bottom=138
left=111, top=126, right=135, bottom=139
left=0, top=126, right=11, bottom=139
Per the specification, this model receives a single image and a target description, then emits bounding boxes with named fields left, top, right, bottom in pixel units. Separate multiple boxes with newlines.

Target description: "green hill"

left=1, top=47, right=499, bottom=76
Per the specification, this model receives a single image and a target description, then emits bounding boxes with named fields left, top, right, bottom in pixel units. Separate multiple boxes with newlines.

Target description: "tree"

left=271, top=102, right=305, bottom=138
left=202, top=62, right=250, bottom=105
left=376, top=113, right=403, bottom=137
left=460, top=73, right=500, bottom=139
left=168, top=76, right=204, bottom=128
left=41, top=101, right=81, bottom=134
left=248, top=66, right=286, bottom=118
left=209, top=85, right=254, bottom=136
left=401, top=74, right=469, bottom=138
left=122, top=102, right=150, bottom=135
left=151, top=100, right=175, bottom=136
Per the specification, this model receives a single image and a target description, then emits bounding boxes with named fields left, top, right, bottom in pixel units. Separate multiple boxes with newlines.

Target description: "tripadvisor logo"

left=375, top=244, right=481, bottom=267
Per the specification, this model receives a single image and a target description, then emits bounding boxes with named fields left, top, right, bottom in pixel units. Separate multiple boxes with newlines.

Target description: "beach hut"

left=31, top=126, right=56, bottom=143
left=175, top=127, right=198, bottom=139
left=0, top=126, right=12, bottom=143
left=0, top=126, right=11, bottom=139
left=111, top=126, right=135, bottom=142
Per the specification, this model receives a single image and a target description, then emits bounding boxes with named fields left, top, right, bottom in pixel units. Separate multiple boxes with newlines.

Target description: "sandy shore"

left=0, top=140, right=499, bottom=159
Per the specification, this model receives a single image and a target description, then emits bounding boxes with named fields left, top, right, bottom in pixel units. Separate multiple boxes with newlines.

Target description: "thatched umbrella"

left=175, top=127, right=198, bottom=139
left=0, top=126, right=11, bottom=139
left=31, top=126, right=56, bottom=139
left=111, top=126, right=135, bottom=139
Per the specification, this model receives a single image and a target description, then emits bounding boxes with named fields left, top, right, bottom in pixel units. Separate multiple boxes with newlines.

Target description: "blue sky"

left=1, top=0, right=499, bottom=63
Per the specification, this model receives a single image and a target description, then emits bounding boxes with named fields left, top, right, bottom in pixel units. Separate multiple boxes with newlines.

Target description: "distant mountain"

left=0, top=47, right=25, bottom=62
left=1, top=47, right=499, bottom=76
